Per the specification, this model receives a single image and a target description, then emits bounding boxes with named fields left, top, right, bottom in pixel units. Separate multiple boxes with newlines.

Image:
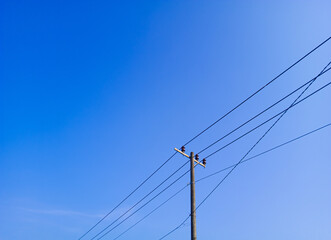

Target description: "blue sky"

left=1, top=0, right=331, bottom=239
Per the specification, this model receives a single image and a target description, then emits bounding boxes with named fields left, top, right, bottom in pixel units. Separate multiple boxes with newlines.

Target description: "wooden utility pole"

left=174, top=147, right=206, bottom=240
left=190, top=151, right=197, bottom=240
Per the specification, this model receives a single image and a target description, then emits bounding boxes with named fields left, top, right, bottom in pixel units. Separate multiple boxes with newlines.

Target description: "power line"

left=197, top=68, right=331, bottom=155
left=158, top=215, right=190, bottom=240
left=183, top=36, right=331, bottom=147
left=196, top=122, right=331, bottom=183
left=115, top=64, right=331, bottom=240
left=114, top=121, right=331, bottom=240
left=90, top=160, right=190, bottom=240
left=112, top=184, right=189, bottom=240
left=77, top=152, right=177, bottom=240
left=159, top=62, right=331, bottom=239
left=94, top=167, right=191, bottom=240
left=191, top=59, right=331, bottom=230
left=155, top=55, right=331, bottom=240
left=158, top=60, right=331, bottom=239
left=78, top=36, right=330, bottom=240
left=204, top=66, right=331, bottom=159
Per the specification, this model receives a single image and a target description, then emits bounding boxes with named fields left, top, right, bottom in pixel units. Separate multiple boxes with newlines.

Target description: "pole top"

left=174, top=148, right=206, bottom=168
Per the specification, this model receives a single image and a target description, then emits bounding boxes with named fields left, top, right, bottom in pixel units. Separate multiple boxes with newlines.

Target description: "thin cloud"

left=22, top=208, right=104, bottom=218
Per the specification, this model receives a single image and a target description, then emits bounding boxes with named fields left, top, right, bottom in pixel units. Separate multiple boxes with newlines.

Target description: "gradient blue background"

left=1, top=0, right=331, bottom=239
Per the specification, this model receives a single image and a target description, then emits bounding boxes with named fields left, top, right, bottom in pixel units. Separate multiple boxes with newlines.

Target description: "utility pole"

left=175, top=147, right=206, bottom=240
left=190, top=151, right=197, bottom=240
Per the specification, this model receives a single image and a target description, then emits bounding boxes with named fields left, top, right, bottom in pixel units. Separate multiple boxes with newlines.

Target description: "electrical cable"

left=111, top=184, right=189, bottom=240
left=94, top=167, right=191, bottom=240
left=109, top=119, right=331, bottom=240
left=159, top=121, right=331, bottom=240
left=109, top=65, right=330, bottom=240
left=77, top=152, right=177, bottom=240
left=90, top=64, right=331, bottom=240
left=191, top=59, right=331, bottom=231
left=204, top=66, right=331, bottom=159
left=90, top=159, right=189, bottom=240
left=78, top=37, right=330, bottom=240
left=197, top=68, right=331, bottom=155
left=196, top=122, right=331, bottom=183
left=158, top=60, right=331, bottom=239
left=183, top=36, right=331, bottom=147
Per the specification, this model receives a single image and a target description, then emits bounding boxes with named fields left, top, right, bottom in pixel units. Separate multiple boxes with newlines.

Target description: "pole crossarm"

left=174, top=148, right=206, bottom=168
left=174, top=147, right=190, bottom=158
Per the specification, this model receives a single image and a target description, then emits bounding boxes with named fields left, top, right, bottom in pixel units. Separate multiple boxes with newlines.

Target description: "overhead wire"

left=111, top=184, right=189, bottom=240
left=94, top=167, right=191, bottom=240
left=197, top=67, right=331, bottom=155
left=182, top=36, right=331, bottom=147
left=158, top=60, right=331, bottom=239
left=109, top=71, right=331, bottom=240
left=78, top=37, right=331, bottom=240
left=196, top=122, right=331, bottom=183
left=77, top=152, right=177, bottom=240
left=96, top=62, right=331, bottom=240
left=96, top=56, right=331, bottom=240
left=204, top=66, right=331, bottom=159
left=106, top=121, right=331, bottom=240
left=89, top=159, right=189, bottom=240
left=191, top=59, right=331, bottom=232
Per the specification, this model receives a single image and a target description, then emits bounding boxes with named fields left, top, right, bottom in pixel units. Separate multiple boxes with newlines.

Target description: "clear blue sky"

left=1, top=0, right=331, bottom=239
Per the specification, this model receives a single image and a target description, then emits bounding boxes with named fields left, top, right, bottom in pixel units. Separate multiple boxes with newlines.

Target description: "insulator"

left=181, top=146, right=185, bottom=153
left=195, top=154, right=199, bottom=160
left=202, top=159, right=206, bottom=165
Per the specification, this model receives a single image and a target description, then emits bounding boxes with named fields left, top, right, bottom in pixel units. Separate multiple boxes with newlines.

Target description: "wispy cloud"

left=22, top=208, right=104, bottom=218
